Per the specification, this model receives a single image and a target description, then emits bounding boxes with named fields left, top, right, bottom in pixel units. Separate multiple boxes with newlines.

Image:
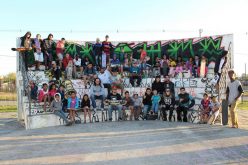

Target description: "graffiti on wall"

left=25, top=34, right=232, bottom=66
left=64, top=36, right=225, bottom=64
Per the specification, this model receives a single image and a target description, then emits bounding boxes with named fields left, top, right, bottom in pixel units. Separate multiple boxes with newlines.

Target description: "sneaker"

left=109, top=118, right=112, bottom=121
left=118, top=117, right=122, bottom=121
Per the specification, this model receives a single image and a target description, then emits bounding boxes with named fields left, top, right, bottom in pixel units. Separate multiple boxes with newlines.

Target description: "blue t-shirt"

left=152, top=95, right=160, bottom=104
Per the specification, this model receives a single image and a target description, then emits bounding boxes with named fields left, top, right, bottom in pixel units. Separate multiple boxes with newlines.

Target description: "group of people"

left=18, top=32, right=228, bottom=90
left=29, top=69, right=244, bottom=129
left=23, top=32, right=243, bottom=128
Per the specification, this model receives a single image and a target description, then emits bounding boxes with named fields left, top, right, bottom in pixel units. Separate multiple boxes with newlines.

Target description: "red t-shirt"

left=62, top=56, right=73, bottom=68
left=102, top=41, right=112, bottom=56
left=140, top=50, right=147, bottom=61
left=56, top=41, right=64, bottom=54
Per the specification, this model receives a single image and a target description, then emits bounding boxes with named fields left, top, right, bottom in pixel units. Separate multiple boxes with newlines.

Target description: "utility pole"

left=245, top=63, right=247, bottom=79
left=199, top=28, right=203, bottom=37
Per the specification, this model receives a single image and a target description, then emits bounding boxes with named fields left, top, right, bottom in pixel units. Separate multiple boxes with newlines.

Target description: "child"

left=66, top=60, right=73, bottom=79
left=62, top=93, right=68, bottom=112
left=38, top=83, right=49, bottom=112
left=122, top=91, right=134, bottom=120
left=29, top=80, right=38, bottom=102
left=132, top=94, right=142, bottom=120
left=48, top=84, right=57, bottom=106
left=57, top=85, right=65, bottom=101
left=151, top=90, right=161, bottom=114
left=50, top=93, right=71, bottom=126
left=207, top=95, right=220, bottom=125
left=168, top=58, right=176, bottom=77
left=199, top=93, right=211, bottom=124
left=81, top=94, right=92, bottom=123
left=161, top=55, right=169, bottom=76
left=67, top=91, right=80, bottom=123
left=175, top=62, right=183, bottom=78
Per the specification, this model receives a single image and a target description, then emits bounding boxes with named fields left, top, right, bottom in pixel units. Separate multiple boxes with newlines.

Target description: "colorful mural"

left=26, top=34, right=233, bottom=66
left=67, top=35, right=230, bottom=63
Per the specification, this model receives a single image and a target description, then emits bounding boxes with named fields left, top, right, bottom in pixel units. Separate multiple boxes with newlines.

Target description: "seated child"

left=175, top=62, right=183, bottom=78
left=81, top=94, right=92, bottom=123
left=122, top=91, right=134, bottom=120
left=207, top=95, right=220, bottom=125
left=199, top=93, right=211, bottom=124
left=38, top=83, right=49, bottom=112
left=67, top=91, right=80, bottom=123
left=132, top=94, right=142, bottom=120
left=151, top=90, right=161, bottom=114
left=48, top=83, right=57, bottom=106
left=168, top=58, right=176, bottom=77
left=29, top=80, right=38, bottom=101
left=50, top=93, right=71, bottom=126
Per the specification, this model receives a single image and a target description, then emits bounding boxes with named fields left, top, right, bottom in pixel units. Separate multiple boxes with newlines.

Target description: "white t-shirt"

left=227, top=80, right=242, bottom=105
left=98, top=70, right=111, bottom=84
left=73, top=58, right=81, bottom=66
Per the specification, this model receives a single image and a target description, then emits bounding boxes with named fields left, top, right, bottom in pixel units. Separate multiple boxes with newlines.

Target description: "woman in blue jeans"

left=90, top=78, right=105, bottom=110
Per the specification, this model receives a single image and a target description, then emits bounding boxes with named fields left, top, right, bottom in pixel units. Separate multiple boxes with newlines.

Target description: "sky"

left=0, top=0, right=248, bottom=76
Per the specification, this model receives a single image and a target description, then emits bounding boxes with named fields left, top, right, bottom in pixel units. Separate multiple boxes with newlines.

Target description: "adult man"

left=163, top=75, right=175, bottom=96
left=98, top=66, right=112, bottom=94
left=226, top=70, right=243, bottom=128
left=102, top=35, right=113, bottom=64
left=83, top=63, right=97, bottom=85
left=176, top=87, right=195, bottom=122
left=105, top=86, right=122, bottom=121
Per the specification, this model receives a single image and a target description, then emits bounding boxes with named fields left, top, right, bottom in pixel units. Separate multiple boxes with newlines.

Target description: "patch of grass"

left=238, top=101, right=248, bottom=110
left=0, top=92, right=17, bottom=101
left=0, top=105, right=17, bottom=112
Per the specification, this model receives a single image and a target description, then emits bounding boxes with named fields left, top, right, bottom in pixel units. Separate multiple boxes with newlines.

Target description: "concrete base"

left=25, top=114, right=62, bottom=130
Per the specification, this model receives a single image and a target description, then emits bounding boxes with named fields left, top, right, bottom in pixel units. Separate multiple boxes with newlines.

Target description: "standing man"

left=102, top=35, right=113, bottom=65
left=226, top=69, right=243, bottom=128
